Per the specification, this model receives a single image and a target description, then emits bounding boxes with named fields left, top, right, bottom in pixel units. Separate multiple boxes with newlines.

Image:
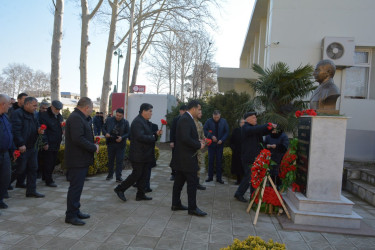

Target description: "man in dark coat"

left=39, top=100, right=64, bottom=187
left=11, top=97, right=45, bottom=198
left=172, top=100, right=207, bottom=216
left=103, top=108, right=129, bottom=182
left=114, top=103, right=162, bottom=202
left=7, top=92, right=28, bottom=119
left=234, top=112, right=276, bottom=202
left=230, top=118, right=245, bottom=185
left=264, top=127, right=289, bottom=187
left=64, top=97, right=98, bottom=226
left=0, top=94, right=14, bottom=210
left=92, top=112, right=103, bottom=136
left=203, top=110, right=229, bottom=184
left=169, top=105, right=187, bottom=181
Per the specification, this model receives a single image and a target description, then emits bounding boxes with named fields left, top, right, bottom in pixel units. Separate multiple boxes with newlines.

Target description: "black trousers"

left=66, top=167, right=88, bottom=219
left=0, top=151, right=11, bottom=201
left=172, top=170, right=198, bottom=210
left=107, top=143, right=125, bottom=180
left=40, top=150, right=58, bottom=184
left=118, top=162, right=148, bottom=197
left=169, top=147, right=177, bottom=176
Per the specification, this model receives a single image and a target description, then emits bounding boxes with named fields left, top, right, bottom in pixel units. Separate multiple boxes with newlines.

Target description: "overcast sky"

left=0, top=0, right=255, bottom=99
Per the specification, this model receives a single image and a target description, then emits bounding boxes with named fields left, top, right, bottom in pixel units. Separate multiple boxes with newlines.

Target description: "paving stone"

left=1, top=148, right=375, bottom=250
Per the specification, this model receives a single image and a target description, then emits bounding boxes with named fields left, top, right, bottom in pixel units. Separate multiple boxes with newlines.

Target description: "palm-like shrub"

left=245, top=62, right=316, bottom=134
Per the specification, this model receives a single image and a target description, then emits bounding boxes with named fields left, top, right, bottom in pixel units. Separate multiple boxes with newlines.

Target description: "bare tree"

left=80, top=0, right=104, bottom=97
left=146, top=67, right=167, bottom=94
left=33, top=70, right=51, bottom=97
left=2, top=63, right=33, bottom=97
left=50, top=0, right=64, bottom=101
left=99, top=0, right=126, bottom=114
left=1, top=64, right=51, bottom=98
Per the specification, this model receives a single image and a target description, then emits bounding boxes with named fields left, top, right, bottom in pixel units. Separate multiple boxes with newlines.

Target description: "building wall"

left=127, top=94, right=177, bottom=142
left=242, top=0, right=375, bottom=161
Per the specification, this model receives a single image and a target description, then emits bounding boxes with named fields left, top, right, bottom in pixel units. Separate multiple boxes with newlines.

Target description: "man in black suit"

left=169, top=105, right=187, bottom=181
left=172, top=100, right=207, bottom=216
left=64, top=97, right=98, bottom=226
left=114, top=103, right=162, bottom=202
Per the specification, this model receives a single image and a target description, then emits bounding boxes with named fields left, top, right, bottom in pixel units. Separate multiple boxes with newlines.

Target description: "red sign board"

left=111, top=93, right=125, bottom=114
left=133, top=85, right=146, bottom=93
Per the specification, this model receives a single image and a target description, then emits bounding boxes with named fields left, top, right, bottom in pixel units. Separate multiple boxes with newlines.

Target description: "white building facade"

left=218, top=0, right=375, bottom=161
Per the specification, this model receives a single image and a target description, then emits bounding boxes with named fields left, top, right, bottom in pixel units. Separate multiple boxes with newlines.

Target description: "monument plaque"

left=296, top=117, right=311, bottom=195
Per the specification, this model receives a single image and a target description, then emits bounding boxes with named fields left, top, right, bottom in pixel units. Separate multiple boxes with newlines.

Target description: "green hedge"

left=58, top=138, right=160, bottom=176
left=204, top=147, right=235, bottom=178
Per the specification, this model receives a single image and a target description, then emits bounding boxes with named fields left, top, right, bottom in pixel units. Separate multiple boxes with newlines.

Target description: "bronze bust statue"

left=310, top=59, right=340, bottom=113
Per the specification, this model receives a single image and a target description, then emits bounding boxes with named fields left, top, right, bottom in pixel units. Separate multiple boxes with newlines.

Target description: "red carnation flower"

left=40, top=124, right=47, bottom=130
left=61, top=122, right=66, bottom=127
left=161, top=119, right=167, bottom=125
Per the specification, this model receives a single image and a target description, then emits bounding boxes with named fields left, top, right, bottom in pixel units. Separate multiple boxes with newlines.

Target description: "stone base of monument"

left=283, top=188, right=362, bottom=229
left=278, top=115, right=375, bottom=235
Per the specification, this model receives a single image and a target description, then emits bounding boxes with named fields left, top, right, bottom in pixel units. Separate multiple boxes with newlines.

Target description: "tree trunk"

left=50, top=0, right=64, bottom=101
left=80, top=0, right=89, bottom=97
left=121, top=0, right=135, bottom=94
left=80, top=0, right=103, bottom=97
left=129, top=4, right=142, bottom=93
left=180, top=53, right=185, bottom=101
left=100, top=0, right=118, bottom=114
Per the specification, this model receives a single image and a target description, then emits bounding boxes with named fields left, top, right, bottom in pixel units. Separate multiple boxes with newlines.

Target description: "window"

left=344, top=49, right=373, bottom=99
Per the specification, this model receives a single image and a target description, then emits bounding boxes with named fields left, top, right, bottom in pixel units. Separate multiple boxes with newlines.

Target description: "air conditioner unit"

left=322, top=37, right=355, bottom=67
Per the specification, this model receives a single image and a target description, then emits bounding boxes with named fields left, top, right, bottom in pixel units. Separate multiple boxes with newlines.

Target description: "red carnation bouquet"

left=192, top=138, right=212, bottom=157
left=35, top=124, right=47, bottom=150
left=295, top=109, right=317, bottom=118
left=93, top=136, right=101, bottom=169
left=13, top=150, right=21, bottom=162
left=157, top=119, right=167, bottom=143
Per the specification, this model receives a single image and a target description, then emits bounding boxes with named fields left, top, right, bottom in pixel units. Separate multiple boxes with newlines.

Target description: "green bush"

left=222, top=236, right=285, bottom=250
left=58, top=140, right=159, bottom=176
left=204, top=147, right=235, bottom=178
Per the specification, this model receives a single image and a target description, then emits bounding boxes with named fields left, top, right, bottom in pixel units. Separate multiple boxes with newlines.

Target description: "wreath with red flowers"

left=279, top=138, right=299, bottom=192
left=251, top=149, right=271, bottom=189
left=251, top=186, right=282, bottom=207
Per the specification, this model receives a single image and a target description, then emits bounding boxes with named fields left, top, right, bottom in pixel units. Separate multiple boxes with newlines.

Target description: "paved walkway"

left=1, top=149, right=375, bottom=250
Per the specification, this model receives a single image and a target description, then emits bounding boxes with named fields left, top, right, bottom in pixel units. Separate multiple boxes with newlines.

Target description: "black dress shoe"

left=77, top=212, right=90, bottom=219
left=136, top=195, right=152, bottom=201
left=116, top=178, right=123, bottom=183
left=0, top=201, right=8, bottom=209
left=216, top=180, right=224, bottom=184
left=16, top=183, right=26, bottom=188
left=234, top=194, right=247, bottom=203
left=106, top=175, right=113, bottom=181
left=46, top=182, right=57, bottom=187
left=188, top=208, right=207, bottom=216
left=65, top=217, right=85, bottom=226
left=205, top=178, right=213, bottom=182
left=170, top=175, right=175, bottom=181
left=145, top=188, right=153, bottom=193
left=197, top=184, right=206, bottom=190
left=171, top=204, right=188, bottom=211
left=26, top=192, right=45, bottom=198
left=114, top=188, right=127, bottom=202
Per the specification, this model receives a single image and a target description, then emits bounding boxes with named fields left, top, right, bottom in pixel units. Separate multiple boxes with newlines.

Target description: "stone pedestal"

left=284, top=116, right=362, bottom=229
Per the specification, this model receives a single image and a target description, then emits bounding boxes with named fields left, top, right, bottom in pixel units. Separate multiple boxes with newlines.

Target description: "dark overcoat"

left=174, top=112, right=201, bottom=173
left=241, top=122, right=271, bottom=167
left=128, top=114, right=156, bottom=163
left=64, top=108, right=97, bottom=169
left=39, top=107, right=63, bottom=151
